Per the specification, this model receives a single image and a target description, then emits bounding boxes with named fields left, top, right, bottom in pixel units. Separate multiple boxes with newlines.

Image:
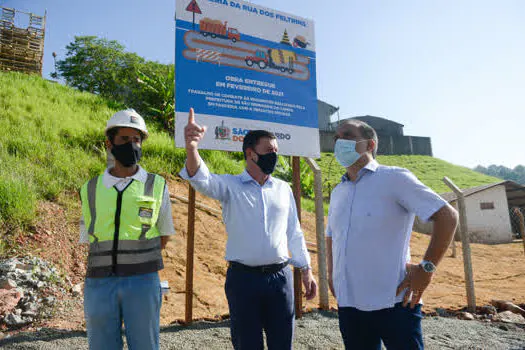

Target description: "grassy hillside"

left=317, top=154, right=501, bottom=195
left=0, top=71, right=501, bottom=244
left=0, top=72, right=243, bottom=232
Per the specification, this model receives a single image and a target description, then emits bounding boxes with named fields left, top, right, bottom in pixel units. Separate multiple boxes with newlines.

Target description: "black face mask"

left=111, top=142, right=142, bottom=167
left=254, top=151, right=277, bottom=175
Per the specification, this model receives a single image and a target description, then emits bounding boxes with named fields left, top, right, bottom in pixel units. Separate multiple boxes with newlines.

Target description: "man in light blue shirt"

left=326, top=119, right=458, bottom=349
left=180, top=108, right=317, bottom=350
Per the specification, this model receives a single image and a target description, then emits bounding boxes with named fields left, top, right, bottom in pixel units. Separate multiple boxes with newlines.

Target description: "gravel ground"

left=1, top=311, right=524, bottom=349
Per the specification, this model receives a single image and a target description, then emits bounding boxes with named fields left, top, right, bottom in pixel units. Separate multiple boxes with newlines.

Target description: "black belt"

left=228, top=260, right=289, bottom=274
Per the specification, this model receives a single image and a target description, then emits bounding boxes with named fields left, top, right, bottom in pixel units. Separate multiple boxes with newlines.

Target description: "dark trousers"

left=338, top=302, right=424, bottom=350
left=225, top=265, right=295, bottom=350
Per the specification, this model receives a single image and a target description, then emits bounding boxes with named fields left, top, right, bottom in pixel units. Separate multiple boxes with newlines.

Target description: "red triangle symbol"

left=186, top=0, right=202, bottom=14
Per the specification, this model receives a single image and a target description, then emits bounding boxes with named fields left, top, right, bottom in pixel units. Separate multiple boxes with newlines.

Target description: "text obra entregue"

left=216, top=76, right=284, bottom=97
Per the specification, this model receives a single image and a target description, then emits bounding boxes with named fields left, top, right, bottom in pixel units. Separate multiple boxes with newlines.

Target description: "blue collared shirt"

left=326, top=160, right=447, bottom=311
left=180, top=158, right=311, bottom=268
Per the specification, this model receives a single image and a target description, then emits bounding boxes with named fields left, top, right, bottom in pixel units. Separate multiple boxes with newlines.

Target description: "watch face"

left=422, top=262, right=435, bottom=272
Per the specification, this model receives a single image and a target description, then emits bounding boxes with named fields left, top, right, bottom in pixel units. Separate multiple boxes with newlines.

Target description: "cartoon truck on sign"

left=245, top=48, right=297, bottom=74
left=199, top=18, right=240, bottom=43
left=293, top=35, right=309, bottom=49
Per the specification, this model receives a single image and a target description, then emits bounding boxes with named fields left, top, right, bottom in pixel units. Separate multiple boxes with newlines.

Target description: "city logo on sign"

left=215, top=121, right=231, bottom=140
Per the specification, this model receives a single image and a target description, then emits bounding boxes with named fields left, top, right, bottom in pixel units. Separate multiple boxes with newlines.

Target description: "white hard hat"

left=105, top=108, right=149, bottom=140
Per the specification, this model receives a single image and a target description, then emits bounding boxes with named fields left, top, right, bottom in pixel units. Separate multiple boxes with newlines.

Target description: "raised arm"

left=179, top=108, right=229, bottom=202
left=184, top=108, right=206, bottom=177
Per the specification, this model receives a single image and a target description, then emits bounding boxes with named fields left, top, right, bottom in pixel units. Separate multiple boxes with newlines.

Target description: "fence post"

left=292, top=156, right=303, bottom=318
left=185, top=186, right=196, bottom=324
left=305, top=157, right=329, bottom=310
left=450, top=202, right=458, bottom=258
left=443, top=177, right=476, bottom=312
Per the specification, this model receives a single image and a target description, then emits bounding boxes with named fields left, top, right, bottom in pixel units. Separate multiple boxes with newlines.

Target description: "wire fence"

left=509, top=207, right=525, bottom=239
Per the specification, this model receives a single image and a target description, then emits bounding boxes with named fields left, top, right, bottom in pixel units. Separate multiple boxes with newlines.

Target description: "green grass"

left=0, top=72, right=242, bottom=231
left=0, top=71, right=502, bottom=238
left=377, top=155, right=501, bottom=193
left=0, top=176, right=37, bottom=227
left=316, top=153, right=501, bottom=195
left=301, top=197, right=329, bottom=216
left=301, top=154, right=500, bottom=217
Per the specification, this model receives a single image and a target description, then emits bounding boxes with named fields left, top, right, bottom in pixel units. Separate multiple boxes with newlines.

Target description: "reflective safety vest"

left=80, top=173, right=166, bottom=278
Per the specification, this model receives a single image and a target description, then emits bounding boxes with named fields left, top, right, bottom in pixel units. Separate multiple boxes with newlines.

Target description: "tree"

left=137, top=64, right=175, bottom=132
left=56, top=36, right=144, bottom=97
left=474, top=164, right=525, bottom=185
left=55, top=36, right=175, bottom=131
left=513, top=165, right=525, bottom=184
left=273, top=156, right=315, bottom=198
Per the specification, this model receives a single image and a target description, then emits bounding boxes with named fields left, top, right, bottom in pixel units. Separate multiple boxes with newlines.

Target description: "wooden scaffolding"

left=0, top=7, right=46, bottom=75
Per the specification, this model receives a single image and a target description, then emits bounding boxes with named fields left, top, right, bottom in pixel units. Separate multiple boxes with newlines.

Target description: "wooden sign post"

left=291, top=156, right=303, bottom=318
left=185, top=186, right=196, bottom=323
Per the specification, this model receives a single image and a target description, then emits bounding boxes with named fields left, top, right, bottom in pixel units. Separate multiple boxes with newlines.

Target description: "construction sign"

left=175, top=0, right=319, bottom=157
left=185, top=0, right=202, bottom=13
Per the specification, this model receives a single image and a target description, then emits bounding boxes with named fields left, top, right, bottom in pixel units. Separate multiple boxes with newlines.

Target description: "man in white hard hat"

left=79, top=108, right=175, bottom=350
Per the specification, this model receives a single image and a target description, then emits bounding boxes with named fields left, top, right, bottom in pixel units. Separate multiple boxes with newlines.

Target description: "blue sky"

left=4, top=0, right=524, bottom=168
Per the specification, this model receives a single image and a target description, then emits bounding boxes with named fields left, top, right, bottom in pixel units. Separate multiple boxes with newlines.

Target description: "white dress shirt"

left=326, top=160, right=446, bottom=311
left=179, top=158, right=311, bottom=268
left=79, top=166, right=176, bottom=243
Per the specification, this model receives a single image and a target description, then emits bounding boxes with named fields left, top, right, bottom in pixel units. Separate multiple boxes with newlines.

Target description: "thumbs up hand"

left=184, top=108, right=207, bottom=151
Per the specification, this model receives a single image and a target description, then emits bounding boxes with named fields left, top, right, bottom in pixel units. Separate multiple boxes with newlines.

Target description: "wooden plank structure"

left=0, top=7, right=46, bottom=75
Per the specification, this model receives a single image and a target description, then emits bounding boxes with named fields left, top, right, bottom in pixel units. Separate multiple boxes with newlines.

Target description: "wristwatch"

left=419, top=260, right=436, bottom=273
left=300, top=265, right=312, bottom=272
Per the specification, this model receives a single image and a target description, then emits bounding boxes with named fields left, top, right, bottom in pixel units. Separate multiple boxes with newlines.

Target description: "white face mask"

left=334, top=139, right=368, bottom=168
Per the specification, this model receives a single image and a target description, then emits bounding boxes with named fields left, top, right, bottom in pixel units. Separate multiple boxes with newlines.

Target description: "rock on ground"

left=0, top=290, right=22, bottom=316
left=0, top=311, right=523, bottom=350
left=493, top=311, right=525, bottom=325
left=0, top=257, right=65, bottom=330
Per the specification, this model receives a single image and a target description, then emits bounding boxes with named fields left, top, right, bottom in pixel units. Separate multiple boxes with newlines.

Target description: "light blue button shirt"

left=180, top=158, right=311, bottom=268
left=326, top=160, right=447, bottom=311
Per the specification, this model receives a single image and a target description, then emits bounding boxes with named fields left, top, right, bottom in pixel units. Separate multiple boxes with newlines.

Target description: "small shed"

left=438, top=181, right=525, bottom=243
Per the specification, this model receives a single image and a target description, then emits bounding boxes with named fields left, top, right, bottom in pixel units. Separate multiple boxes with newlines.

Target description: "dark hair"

left=106, top=128, right=120, bottom=144
left=339, top=120, right=379, bottom=158
left=242, top=130, right=276, bottom=159
left=106, top=127, right=144, bottom=144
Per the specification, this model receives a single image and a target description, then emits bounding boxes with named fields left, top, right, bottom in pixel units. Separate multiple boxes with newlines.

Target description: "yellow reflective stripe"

left=83, top=173, right=164, bottom=242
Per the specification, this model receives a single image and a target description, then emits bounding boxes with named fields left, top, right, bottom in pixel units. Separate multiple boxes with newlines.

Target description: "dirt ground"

left=21, top=177, right=525, bottom=330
